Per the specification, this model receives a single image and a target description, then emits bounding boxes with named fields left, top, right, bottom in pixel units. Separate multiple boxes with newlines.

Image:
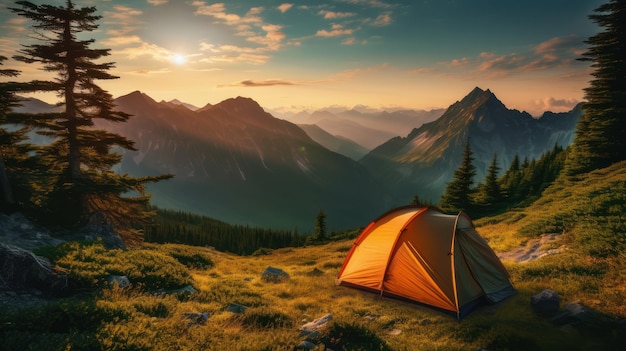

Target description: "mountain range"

left=13, top=87, right=582, bottom=231
left=361, top=87, right=582, bottom=203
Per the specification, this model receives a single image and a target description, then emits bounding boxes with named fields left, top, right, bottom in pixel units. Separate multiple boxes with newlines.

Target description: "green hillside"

left=2, top=162, right=625, bottom=350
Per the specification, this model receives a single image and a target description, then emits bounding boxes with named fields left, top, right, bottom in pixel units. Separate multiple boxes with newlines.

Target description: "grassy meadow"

left=2, top=162, right=626, bottom=350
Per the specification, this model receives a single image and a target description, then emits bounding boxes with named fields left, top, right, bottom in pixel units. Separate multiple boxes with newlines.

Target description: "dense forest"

left=143, top=209, right=305, bottom=255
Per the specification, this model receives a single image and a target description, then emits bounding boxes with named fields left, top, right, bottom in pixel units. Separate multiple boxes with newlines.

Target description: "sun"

left=171, top=54, right=186, bottom=65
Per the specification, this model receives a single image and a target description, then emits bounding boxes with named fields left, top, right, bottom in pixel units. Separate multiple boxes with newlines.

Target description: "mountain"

left=298, top=124, right=369, bottom=160
left=161, top=99, right=199, bottom=111
left=14, top=97, right=60, bottom=114
left=359, top=87, right=583, bottom=204
left=274, top=108, right=444, bottom=150
left=106, top=91, right=388, bottom=231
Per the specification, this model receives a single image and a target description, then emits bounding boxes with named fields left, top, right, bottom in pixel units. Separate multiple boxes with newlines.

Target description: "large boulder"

left=0, top=243, right=66, bottom=294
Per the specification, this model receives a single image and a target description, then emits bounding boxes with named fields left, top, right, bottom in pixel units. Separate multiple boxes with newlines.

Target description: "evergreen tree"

left=0, top=56, right=40, bottom=212
left=0, top=56, right=22, bottom=210
left=10, top=1, right=171, bottom=243
left=314, top=209, right=327, bottom=242
left=481, top=153, right=502, bottom=206
left=566, top=0, right=626, bottom=175
left=440, top=139, right=476, bottom=212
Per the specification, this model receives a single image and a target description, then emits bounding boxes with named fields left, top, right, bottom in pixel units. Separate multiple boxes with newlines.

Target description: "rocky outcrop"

left=0, top=212, right=125, bottom=296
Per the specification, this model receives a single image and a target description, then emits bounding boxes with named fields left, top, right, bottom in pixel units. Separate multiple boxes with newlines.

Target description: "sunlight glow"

left=171, top=54, right=186, bottom=65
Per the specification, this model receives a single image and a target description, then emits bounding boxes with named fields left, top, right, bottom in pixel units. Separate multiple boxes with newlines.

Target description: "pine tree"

left=10, top=1, right=171, bottom=243
left=565, top=0, right=626, bottom=175
left=481, top=153, right=502, bottom=206
left=0, top=56, right=40, bottom=212
left=314, top=210, right=327, bottom=242
left=440, top=139, right=476, bottom=212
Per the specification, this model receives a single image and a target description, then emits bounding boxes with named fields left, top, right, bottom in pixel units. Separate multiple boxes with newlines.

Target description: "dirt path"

left=497, top=233, right=566, bottom=263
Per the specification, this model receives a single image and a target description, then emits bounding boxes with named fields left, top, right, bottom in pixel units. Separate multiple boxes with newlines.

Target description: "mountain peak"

left=116, top=90, right=159, bottom=107
left=215, top=96, right=267, bottom=116
left=462, top=87, right=495, bottom=103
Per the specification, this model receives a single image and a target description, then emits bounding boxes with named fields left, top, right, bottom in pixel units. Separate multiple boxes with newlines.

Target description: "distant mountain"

left=14, top=97, right=60, bottom=114
left=298, top=124, right=369, bottom=160
left=360, top=87, right=583, bottom=204
left=161, top=99, right=199, bottom=111
left=274, top=108, right=444, bottom=150
left=105, top=91, right=388, bottom=231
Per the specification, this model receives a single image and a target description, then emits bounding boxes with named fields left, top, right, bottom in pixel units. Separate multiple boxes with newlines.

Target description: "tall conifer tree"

left=10, top=1, right=171, bottom=243
left=481, top=153, right=501, bottom=206
left=566, top=0, right=626, bottom=175
left=440, top=139, right=476, bottom=212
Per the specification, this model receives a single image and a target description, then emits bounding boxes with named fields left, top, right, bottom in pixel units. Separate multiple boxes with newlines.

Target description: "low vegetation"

left=1, top=163, right=625, bottom=350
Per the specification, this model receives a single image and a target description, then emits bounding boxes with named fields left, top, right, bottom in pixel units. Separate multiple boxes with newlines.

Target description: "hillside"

left=1, top=162, right=624, bottom=350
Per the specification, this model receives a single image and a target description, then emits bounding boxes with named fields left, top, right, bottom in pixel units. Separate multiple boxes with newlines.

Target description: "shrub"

left=319, top=322, right=393, bottom=351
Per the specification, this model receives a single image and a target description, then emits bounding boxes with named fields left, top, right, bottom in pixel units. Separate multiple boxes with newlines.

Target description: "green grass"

left=2, top=162, right=626, bottom=350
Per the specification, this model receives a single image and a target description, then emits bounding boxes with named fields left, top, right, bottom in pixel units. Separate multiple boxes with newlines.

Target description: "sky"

left=0, top=0, right=606, bottom=116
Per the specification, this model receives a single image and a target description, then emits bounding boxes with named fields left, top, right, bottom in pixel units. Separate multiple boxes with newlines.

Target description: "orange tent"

left=336, top=206, right=515, bottom=318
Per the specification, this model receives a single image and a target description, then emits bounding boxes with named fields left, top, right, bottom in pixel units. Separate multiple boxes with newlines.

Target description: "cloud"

left=529, top=96, right=581, bottom=114
left=2, top=17, right=28, bottom=34
left=408, top=67, right=435, bottom=75
left=226, top=79, right=297, bottom=87
left=192, top=2, right=262, bottom=26
left=101, top=35, right=143, bottom=47
left=316, top=24, right=354, bottom=37
left=277, top=3, right=293, bottom=13
left=192, top=1, right=286, bottom=62
left=128, top=68, right=172, bottom=75
left=103, top=5, right=143, bottom=36
left=534, top=35, right=582, bottom=55
left=340, top=0, right=394, bottom=8
left=427, top=36, right=587, bottom=80
left=319, top=10, right=356, bottom=19
left=371, top=12, right=392, bottom=26
left=147, top=0, right=168, bottom=5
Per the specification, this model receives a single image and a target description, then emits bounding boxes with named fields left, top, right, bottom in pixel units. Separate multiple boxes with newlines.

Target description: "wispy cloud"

left=423, top=36, right=587, bottom=80
left=2, top=17, right=28, bottom=35
left=319, top=10, right=356, bottom=19
left=340, top=0, right=394, bottom=9
left=371, top=12, right=392, bottom=26
left=316, top=24, right=354, bottom=37
left=408, top=67, right=435, bottom=75
left=224, top=79, right=297, bottom=87
left=192, top=2, right=286, bottom=63
left=103, top=5, right=143, bottom=36
left=222, top=63, right=389, bottom=88
left=529, top=96, right=581, bottom=114
left=147, top=0, right=168, bottom=5
left=277, top=3, right=293, bottom=13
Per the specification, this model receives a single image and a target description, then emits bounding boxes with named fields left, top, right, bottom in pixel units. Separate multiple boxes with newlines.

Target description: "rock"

left=227, top=303, right=248, bottom=314
left=552, top=300, right=613, bottom=330
left=388, top=329, right=402, bottom=335
left=184, top=312, right=209, bottom=326
left=300, top=313, right=332, bottom=338
left=530, top=289, right=560, bottom=316
left=261, top=266, right=290, bottom=283
left=0, top=242, right=66, bottom=294
left=294, top=340, right=316, bottom=350
left=107, top=275, right=130, bottom=288
left=55, top=212, right=126, bottom=250
left=0, top=213, right=63, bottom=250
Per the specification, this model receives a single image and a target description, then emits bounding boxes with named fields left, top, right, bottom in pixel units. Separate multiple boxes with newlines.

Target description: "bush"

left=47, top=241, right=194, bottom=291
left=319, top=322, right=393, bottom=351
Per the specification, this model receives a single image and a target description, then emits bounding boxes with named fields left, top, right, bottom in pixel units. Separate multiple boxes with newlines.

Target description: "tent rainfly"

left=336, top=206, right=515, bottom=318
